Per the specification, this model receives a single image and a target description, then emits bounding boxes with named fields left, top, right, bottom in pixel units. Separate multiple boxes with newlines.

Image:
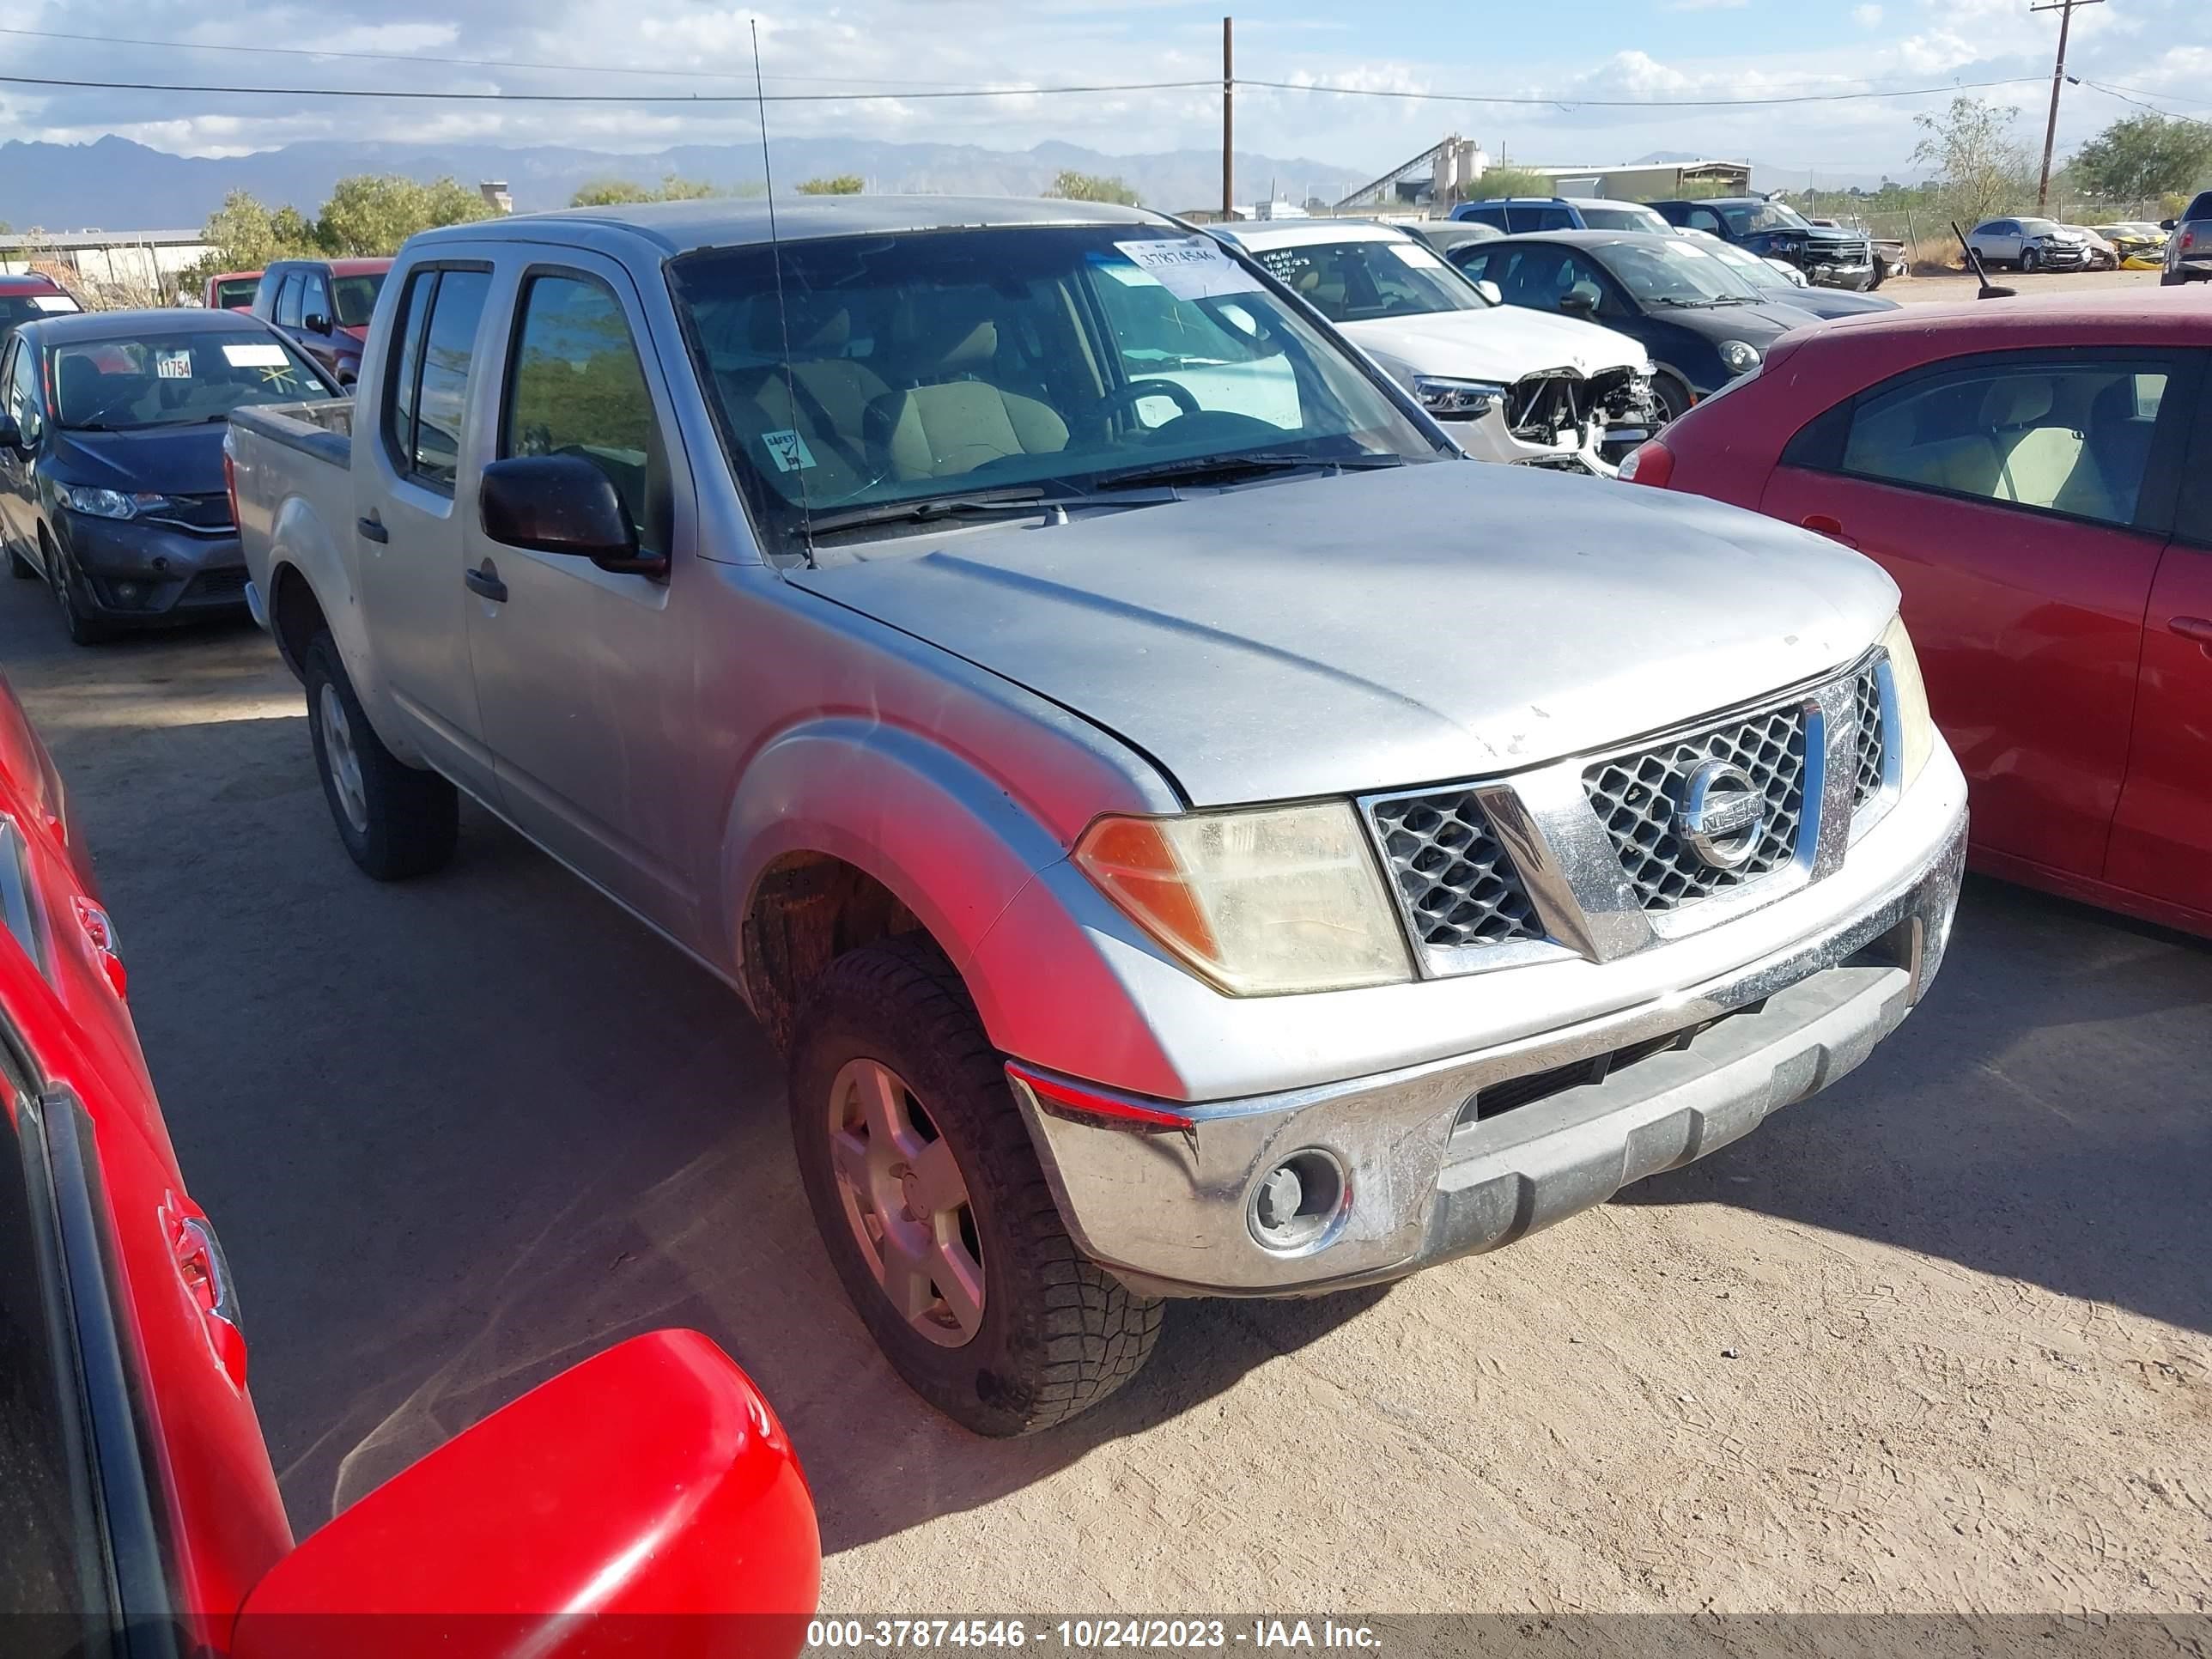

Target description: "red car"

left=0, top=668, right=820, bottom=1657
left=1621, top=293, right=2212, bottom=937
left=0, top=270, right=82, bottom=342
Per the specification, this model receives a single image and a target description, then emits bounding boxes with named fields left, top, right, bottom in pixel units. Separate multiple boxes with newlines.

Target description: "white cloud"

left=1852, top=4, right=1883, bottom=26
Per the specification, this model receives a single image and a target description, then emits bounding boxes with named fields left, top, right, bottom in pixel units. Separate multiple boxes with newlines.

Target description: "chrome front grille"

left=1366, top=789, right=1543, bottom=949
left=1583, top=705, right=1809, bottom=913
left=1850, top=665, right=1886, bottom=810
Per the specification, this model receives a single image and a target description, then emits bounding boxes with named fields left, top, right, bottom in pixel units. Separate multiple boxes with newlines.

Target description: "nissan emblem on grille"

left=1679, top=761, right=1765, bottom=870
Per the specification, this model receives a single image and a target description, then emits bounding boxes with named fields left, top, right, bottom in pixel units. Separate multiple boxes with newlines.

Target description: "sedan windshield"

left=669, top=224, right=1443, bottom=562
left=331, top=273, right=384, bottom=328
left=1576, top=204, right=1668, bottom=233
left=0, top=294, right=80, bottom=339
left=51, top=331, right=336, bottom=431
left=1244, top=236, right=1488, bottom=324
left=1599, top=238, right=1763, bottom=305
left=1721, top=201, right=1813, bottom=235
left=1689, top=237, right=1791, bottom=289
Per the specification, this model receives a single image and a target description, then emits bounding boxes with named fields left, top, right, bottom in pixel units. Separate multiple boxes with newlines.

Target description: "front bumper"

left=1804, top=258, right=1875, bottom=291
left=58, top=512, right=251, bottom=622
left=1012, top=782, right=1967, bottom=1298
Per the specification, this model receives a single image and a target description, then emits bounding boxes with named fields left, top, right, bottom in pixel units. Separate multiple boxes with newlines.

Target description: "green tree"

left=1911, top=97, right=2032, bottom=226
left=570, top=173, right=720, bottom=206
left=1461, top=165, right=1554, bottom=201
left=2070, top=114, right=2212, bottom=209
left=796, top=174, right=865, bottom=196
left=315, top=173, right=495, bottom=256
left=1043, top=169, right=1139, bottom=205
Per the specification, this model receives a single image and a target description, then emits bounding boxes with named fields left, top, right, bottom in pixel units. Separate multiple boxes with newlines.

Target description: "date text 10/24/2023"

left=805, top=1620, right=1383, bottom=1652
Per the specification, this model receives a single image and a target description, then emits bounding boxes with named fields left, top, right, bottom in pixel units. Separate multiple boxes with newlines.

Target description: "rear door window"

left=1464, top=206, right=1507, bottom=230
left=382, top=268, right=491, bottom=493
left=299, top=270, right=331, bottom=330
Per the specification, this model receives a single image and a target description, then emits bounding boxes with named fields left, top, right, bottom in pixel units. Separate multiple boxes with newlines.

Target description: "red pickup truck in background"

left=204, top=270, right=264, bottom=311
left=0, top=666, right=821, bottom=1658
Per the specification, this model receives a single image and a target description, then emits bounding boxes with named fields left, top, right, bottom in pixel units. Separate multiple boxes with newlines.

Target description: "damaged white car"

left=1220, top=220, right=1656, bottom=473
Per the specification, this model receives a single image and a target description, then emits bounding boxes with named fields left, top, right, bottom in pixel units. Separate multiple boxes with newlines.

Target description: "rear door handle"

left=356, top=515, right=387, bottom=544
left=2171, top=615, right=2212, bottom=653
left=1800, top=513, right=1858, bottom=550
left=465, top=561, right=508, bottom=604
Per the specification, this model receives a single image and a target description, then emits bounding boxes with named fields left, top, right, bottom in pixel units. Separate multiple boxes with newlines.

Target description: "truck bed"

left=228, top=398, right=354, bottom=471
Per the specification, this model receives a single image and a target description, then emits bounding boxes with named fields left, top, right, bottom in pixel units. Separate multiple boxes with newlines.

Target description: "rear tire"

left=302, top=630, right=458, bottom=880
left=789, top=935, right=1163, bottom=1436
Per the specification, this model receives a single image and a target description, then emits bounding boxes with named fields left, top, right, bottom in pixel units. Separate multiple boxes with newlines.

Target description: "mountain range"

left=0, top=134, right=1373, bottom=231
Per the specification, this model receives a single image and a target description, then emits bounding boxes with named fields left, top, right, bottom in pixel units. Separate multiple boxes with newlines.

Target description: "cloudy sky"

left=0, top=0, right=2206, bottom=177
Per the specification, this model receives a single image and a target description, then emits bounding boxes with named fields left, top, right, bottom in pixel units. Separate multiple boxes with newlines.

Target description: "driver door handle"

left=465, top=560, right=508, bottom=604
left=2171, top=615, right=2212, bottom=654
left=356, top=514, right=386, bottom=544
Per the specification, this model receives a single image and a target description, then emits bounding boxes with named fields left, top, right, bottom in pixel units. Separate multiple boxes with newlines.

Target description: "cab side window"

left=501, top=273, right=670, bottom=555
left=1686, top=207, right=1725, bottom=234
left=7, top=342, right=44, bottom=444
left=273, top=274, right=303, bottom=331
left=380, top=267, right=492, bottom=494
left=1835, top=356, right=2177, bottom=528
left=300, top=271, right=331, bottom=330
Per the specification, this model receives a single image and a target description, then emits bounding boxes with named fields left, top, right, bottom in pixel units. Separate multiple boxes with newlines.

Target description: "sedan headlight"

left=62, top=486, right=171, bottom=520
left=1413, top=376, right=1508, bottom=420
left=1717, top=339, right=1761, bottom=374
left=1882, top=614, right=1936, bottom=789
left=1073, top=802, right=1413, bottom=995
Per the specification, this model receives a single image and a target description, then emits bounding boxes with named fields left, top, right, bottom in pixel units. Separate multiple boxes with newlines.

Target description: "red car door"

left=1757, top=348, right=2189, bottom=882
left=2104, top=388, right=2212, bottom=922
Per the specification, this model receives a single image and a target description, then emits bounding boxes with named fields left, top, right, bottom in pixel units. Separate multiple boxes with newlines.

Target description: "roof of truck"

left=410, top=194, right=1168, bottom=258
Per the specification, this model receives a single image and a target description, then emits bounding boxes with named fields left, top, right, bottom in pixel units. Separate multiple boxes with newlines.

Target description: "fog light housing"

left=112, top=580, right=145, bottom=606
left=1247, top=1149, right=1348, bottom=1254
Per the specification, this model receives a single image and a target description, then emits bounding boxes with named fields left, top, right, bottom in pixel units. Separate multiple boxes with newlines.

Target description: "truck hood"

left=1338, top=307, right=1648, bottom=383
left=787, top=461, right=1899, bottom=807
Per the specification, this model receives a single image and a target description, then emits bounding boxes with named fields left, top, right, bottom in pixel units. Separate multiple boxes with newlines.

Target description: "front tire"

left=8, top=544, right=34, bottom=580
left=302, top=630, right=458, bottom=880
left=2021, top=246, right=2040, bottom=273
left=1651, top=373, right=1694, bottom=425
left=789, top=936, right=1163, bottom=1436
left=46, top=542, right=116, bottom=646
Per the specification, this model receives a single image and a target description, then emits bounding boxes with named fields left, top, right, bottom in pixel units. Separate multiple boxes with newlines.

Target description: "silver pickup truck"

left=226, top=197, right=1968, bottom=1437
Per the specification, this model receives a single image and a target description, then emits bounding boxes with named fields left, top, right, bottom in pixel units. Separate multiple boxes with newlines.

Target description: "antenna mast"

left=753, top=19, right=813, bottom=562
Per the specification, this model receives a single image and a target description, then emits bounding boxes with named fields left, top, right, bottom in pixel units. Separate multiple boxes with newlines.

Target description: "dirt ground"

left=3, top=575, right=2207, bottom=1615
left=1881, top=265, right=2168, bottom=305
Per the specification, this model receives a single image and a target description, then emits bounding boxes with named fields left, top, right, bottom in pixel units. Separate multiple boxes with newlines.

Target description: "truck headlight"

left=1883, top=614, right=1936, bottom=788
left=63, top=486, right=163, bottom=520
left=1717, top=339, right=1761, bottom=374
left=1414, top=376, right=1508, bottom=420
left=1074, top=803, right=1413, bottom=995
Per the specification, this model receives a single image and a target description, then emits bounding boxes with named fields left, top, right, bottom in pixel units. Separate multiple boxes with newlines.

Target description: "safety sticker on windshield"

left=155, top=349, right=194, bottom=380
left=763, top=428, right=817, bottom=472
left=222, top=342, right=290, bottom=368
left=1387, top=243, right=1448, bottom=270
left=1113, top=238, right=1263, bottom=302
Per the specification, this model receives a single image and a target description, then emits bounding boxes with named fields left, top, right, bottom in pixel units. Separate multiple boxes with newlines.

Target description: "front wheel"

left=1651, top=373, right=1694, bottom=425
left=2021, top=247, right=2040, bottom=273
left=8, top=544, right=34, bottom=580
left=47, top=544, right=115, bottom=646
left=789, top=936, right=1163, bottom=1436
left=302, top=630, right=459, bottom=880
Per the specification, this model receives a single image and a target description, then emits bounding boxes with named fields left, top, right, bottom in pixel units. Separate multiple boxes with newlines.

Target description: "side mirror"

left=302, top=312, right=331, bottom=335
left=1558, top=287, right=1600, bottom=316
left=0, top=413, right=19, bottom=450
left=2160, top=218, right=2176, bottom=232
left=230, top=1331, right=820, bottom=1659
left=480, top=453, right=666, bottom=577
left=1474, top=278, right=1504, bottom=306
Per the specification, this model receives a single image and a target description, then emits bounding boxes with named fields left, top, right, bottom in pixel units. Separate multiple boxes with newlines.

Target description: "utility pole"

left=1221, top=16, right=1234, bottom=221
left=2032, top=0, right=2102, bottom=212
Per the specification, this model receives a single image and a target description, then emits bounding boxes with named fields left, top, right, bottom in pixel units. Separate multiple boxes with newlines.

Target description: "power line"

left=2080, top=78, right=2212, bottom=127
left=0, top=24, right=998, bottom=89
left=1237, top=73, right=2050, bottom=109
left=0, top=71, right=1220, bottom=105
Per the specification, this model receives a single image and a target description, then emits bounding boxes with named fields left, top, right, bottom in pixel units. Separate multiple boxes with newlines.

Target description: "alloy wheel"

left=825, top=1057, right=985, bottom=1349
left=318, top=682, right=370, bottom=835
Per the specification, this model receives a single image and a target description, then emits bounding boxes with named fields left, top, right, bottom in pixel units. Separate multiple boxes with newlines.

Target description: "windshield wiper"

left=805, top=488, right=1068, bottom=537
left=1092, top=451, right=1406, bottom=491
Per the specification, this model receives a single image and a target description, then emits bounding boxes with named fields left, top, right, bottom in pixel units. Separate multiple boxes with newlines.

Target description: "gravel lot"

left=1881, top=266, right=2167, bottom=304
left=4, top=575, right=2208, bottom=1614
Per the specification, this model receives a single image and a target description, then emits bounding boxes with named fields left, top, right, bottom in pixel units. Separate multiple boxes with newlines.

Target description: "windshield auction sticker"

left=221, top=342, right=290, bottom=368
left=155, top=350, right=194, bottom=380
left=1114, top=239, right=1263, bottom=302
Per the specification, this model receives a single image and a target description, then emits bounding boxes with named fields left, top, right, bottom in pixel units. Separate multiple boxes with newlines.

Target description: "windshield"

left=214, top=277, right=260, bottom=309
left=1601, top=238, right=1763, bottom=304
left=1577, top=204, right=1666, bottom=233
left=331, top=272, right=385, bottom=328
left=0, top=295, right=78, bottom=338
left=669, top=223, right=1443, bottom=562
left=2017, top=219, right=2062, bottom=237
left=1720, top=201, right=1813, bottom=235
left=1244, top=236, right=1488, bottom=323
left=1693, top=239, right=1791, bottom=289
left=51, top=331, right=336, bottom=431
